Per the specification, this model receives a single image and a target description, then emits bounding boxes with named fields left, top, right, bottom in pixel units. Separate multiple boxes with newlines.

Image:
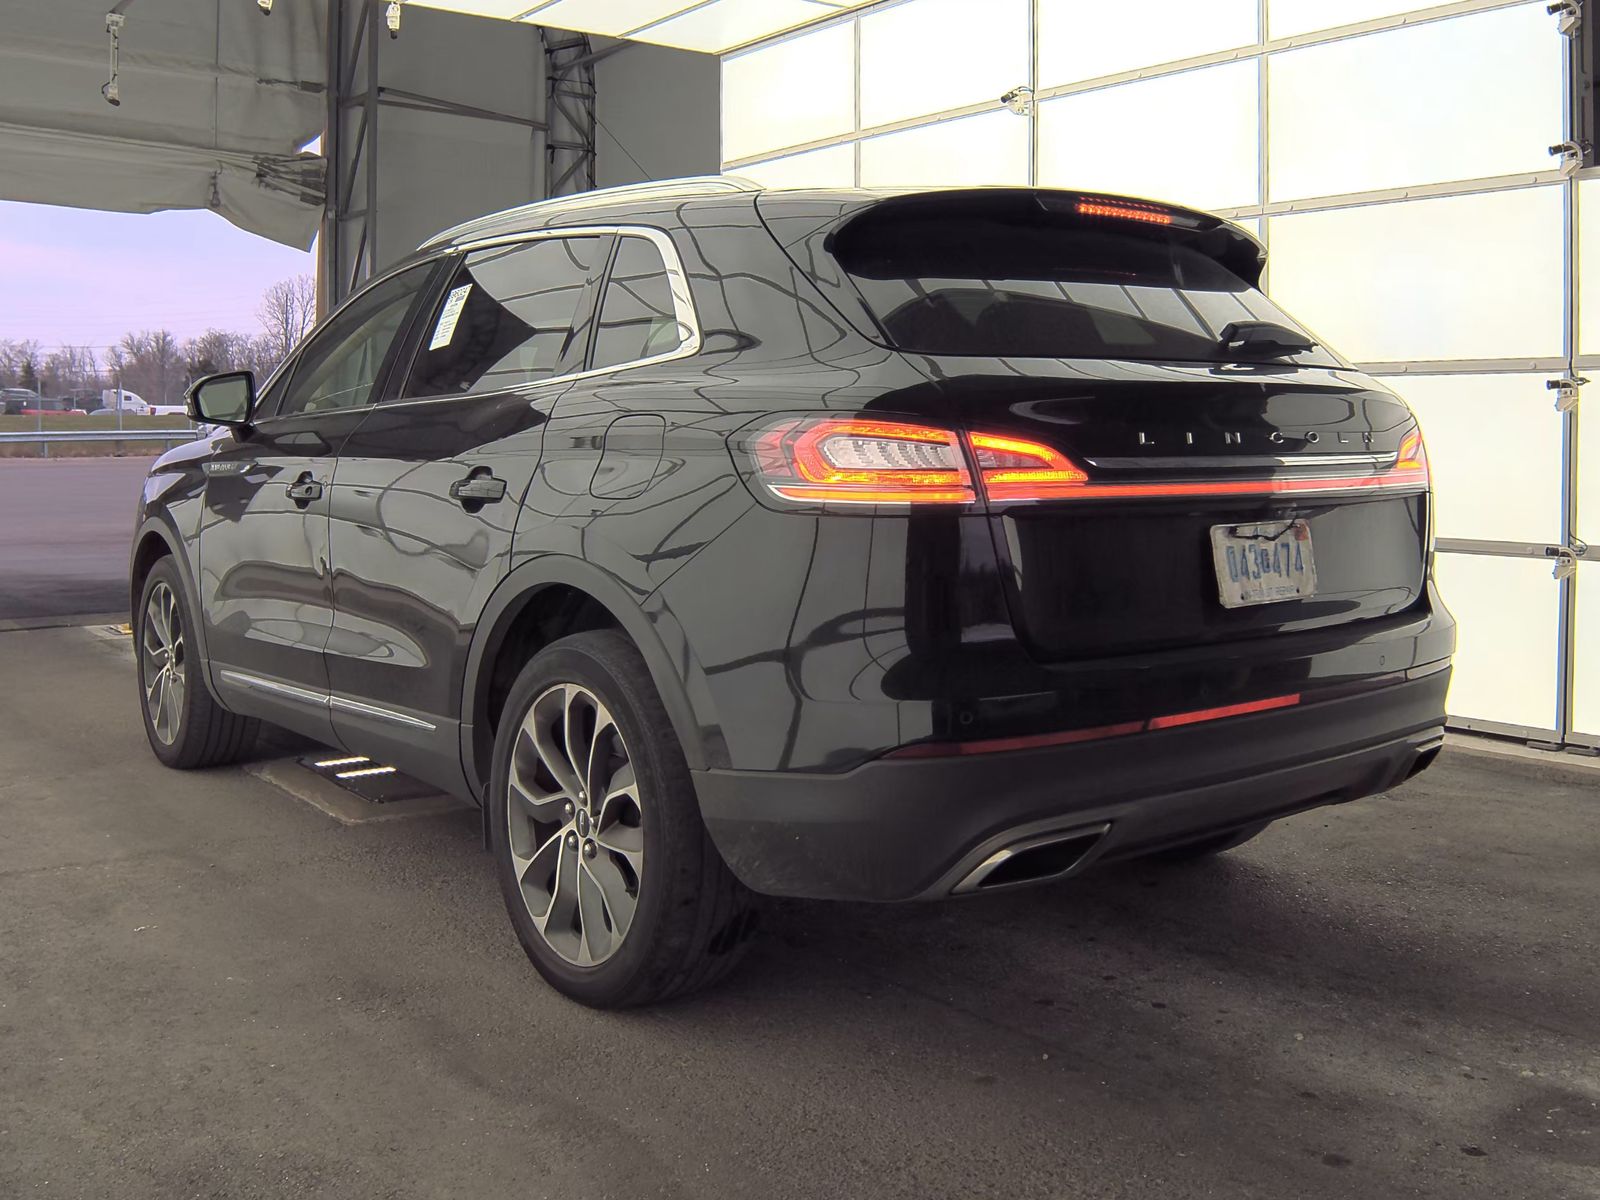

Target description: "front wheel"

left=488, top=630, right=757, bottom=1008
left=135, top=558, right=258, bottom=769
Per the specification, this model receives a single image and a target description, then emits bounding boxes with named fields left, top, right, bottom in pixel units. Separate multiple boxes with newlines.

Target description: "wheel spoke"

left=528, top=687, right=582, bottom=801
left=583, top=705, right=619, bottom=813
left=583, top=853, right=637, bottom=943
left=576, top=864, right=614, bottom=964
left=532, top=836, right=582, bottom=961
left=512, top=826, right=564, bottom=892
left=562, top=686, right=595, bottom=808
left=595, top=760, right=643, bottom=869
left=508, top=727, right=573, bottom=824
left=167, top=667, right=186, bottom=726
left=160, top=671, right=180, bottom=740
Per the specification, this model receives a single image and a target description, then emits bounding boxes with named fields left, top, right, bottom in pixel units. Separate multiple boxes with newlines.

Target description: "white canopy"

left=414, top=0, right=875, bottom=54
left=0, top=0, right=327, bottom=249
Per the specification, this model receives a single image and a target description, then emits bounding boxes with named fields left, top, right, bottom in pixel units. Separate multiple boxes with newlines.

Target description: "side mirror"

left=187, top=370, right=256, bottom=426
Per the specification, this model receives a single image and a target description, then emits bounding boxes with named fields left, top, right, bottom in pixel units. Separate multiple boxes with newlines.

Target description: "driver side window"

left=271, top=264, right=433, bottom=420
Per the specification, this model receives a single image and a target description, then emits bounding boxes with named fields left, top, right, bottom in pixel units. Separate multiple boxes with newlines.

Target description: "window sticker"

left=428, top=284, right=473, bottom=350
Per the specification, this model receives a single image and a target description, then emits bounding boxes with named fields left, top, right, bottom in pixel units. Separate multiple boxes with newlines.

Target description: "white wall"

left=594, top=41, right=719, bottom=188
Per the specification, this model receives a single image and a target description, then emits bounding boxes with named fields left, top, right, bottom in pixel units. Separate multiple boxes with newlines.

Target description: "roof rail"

left=418, top=176, right=761, bottom=249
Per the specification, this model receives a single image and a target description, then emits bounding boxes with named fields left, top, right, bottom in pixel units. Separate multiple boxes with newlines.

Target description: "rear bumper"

left=693, top=665, right=1449, bottom=901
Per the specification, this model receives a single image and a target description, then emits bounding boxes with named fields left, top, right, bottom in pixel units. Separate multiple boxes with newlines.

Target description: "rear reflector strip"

left=885, top=693, right=1302, bottom=759
left=1145, top=693, right=1301, bottom=730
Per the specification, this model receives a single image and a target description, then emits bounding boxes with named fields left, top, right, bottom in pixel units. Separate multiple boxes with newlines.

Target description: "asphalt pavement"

left=0, top=456, right=153, bottom=624
left=1, top=625, right=1597, bottom=1199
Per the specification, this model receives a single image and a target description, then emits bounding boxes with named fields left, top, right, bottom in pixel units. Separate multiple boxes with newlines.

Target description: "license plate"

left=1210, top=520, right=1317, bottom=608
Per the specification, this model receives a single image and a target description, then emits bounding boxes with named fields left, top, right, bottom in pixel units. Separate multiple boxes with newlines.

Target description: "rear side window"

left=590, top=236, right=691, bottom=371
left=826, top=206, right=1331, bottom=366
left=403, top=236, right=605, bottom=397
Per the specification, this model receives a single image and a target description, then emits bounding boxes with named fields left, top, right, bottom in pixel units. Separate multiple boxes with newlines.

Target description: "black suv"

left=132, top=179, right=1452, bottom=1006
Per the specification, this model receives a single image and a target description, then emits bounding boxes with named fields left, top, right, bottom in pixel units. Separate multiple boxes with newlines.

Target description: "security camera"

left=1000, top=85, right=1034, bottom=116
left=385, top=1, right=401, bottom=37
left=257, top=0, right=272, bottom=13
left=102, top=79, right=120, bottom=106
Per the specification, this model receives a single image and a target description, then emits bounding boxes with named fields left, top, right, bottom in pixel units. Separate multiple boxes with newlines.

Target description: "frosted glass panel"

left=722, top=24, right=854, bottom=161
left=860, top=0, right=1029, bottom=128
left=1267, top=187, right=1564, bottom=363
left=1579, top=179, right=1600, bottom=356
left=524, top=0, right=696, bottom=36
left=1037, top=61, right=1260, bottom=212
left=643, top=0, right=849, bottom=52
left=1269, top=0, right=1437, bottom=38
left=732, top=144, right=855, bottom=189
left=1575, top=565, right=1600, bottom=739
left=1038, top=0, right=1258, bottom=87
left=1382, top=375, right=1562, bottom=543
left=1268, top=7, right=1562, bottom=201
left=1580, top=367, right=1600, bottom=542
left=859, top=111, right=1029, bottom=189
left=1433, top=553, right=1558, bottom=731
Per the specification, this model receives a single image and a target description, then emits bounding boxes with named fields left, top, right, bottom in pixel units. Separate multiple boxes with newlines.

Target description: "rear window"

left=826, top=206, right=1332, bottom=365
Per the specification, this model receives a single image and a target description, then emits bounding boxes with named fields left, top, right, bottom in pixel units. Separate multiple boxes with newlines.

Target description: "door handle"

left=286, top=473, right=323, bottom=505
left=449, top=471, right=507, bottom=506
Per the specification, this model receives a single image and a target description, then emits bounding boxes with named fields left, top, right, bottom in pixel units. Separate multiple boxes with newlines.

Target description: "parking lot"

left=2, top=620, right=1597, bottom=1199
left=0, top=455, right=153, bottom=625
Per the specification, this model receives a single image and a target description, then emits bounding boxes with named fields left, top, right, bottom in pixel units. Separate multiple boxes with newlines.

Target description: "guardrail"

left=0, top=428, right=199, bottom=458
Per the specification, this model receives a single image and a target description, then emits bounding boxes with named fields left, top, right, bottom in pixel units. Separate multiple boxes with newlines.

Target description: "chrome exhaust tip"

left=952, top=823, right=1111, bottom=895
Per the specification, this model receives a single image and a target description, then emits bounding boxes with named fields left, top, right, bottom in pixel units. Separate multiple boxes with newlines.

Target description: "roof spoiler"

left=826, top=188, right=1266, bottom=286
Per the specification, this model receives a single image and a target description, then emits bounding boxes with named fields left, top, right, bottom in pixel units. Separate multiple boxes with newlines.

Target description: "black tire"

left=488, top=629, right=757, bottom=1008
left=1146, top=821, right=1270, bottom=863
left=135, top=557, right=259, bottom=769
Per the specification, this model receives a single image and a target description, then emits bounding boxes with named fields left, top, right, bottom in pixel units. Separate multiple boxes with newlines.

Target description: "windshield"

left=829, top=208, right=1333, bottom=366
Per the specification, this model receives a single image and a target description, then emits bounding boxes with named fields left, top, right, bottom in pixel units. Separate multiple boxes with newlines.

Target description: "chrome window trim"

left=373, top=225, right=704, bottom=411
left=250, top=256, right=446, bottom=428
left=252, top=226, right=703, bottom=428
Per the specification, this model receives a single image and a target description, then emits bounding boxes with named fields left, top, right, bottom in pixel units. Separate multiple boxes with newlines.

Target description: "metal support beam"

left=540, top=30, right=597, bottom=196
left=325, top=3, right=556, bottom=305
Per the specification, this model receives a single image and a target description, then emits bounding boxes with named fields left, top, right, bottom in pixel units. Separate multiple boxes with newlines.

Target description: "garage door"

left=719, top=0, right=1598, bottom=748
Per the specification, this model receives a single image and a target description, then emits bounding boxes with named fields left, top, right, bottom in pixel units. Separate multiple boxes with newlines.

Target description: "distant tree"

left=114, top=330, right=184, bottom=405
left=0, top=339, right=42, bottom=391
left=182, top=328, right=256, bottom=383
left=256, top=273, right=317, bottom=369
left=42, top=345, right=102, bottom=398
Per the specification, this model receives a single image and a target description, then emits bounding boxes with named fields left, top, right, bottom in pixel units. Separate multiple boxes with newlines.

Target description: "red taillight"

left=746, top=417, right=975, bottom=505
left=967, top=432, right=1090, bottom=501
left=1075, top=199, right=1175, bottom=226
left=1394, top=427, right=1429, bottom=484
left=740, top=417, right=1429, bottom=508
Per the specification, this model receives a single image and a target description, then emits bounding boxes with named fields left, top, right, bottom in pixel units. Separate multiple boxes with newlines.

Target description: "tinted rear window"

left=829, top=210, right=1331, bottom=365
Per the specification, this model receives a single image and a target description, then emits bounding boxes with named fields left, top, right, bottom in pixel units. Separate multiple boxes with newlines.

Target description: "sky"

left=0, top=200, right=314, bottom=354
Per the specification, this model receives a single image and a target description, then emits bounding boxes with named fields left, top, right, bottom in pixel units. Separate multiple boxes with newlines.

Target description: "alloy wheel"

left=507, top=683, right=645, bottom=966
left=141, top=581, right=186, bottom=746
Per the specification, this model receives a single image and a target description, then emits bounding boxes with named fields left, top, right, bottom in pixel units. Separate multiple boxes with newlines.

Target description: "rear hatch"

left=761, top=189, right=1430, bottom=662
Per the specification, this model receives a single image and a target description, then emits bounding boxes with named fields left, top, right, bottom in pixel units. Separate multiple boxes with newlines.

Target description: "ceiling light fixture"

left=256, top=0, right=272, bottom=13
